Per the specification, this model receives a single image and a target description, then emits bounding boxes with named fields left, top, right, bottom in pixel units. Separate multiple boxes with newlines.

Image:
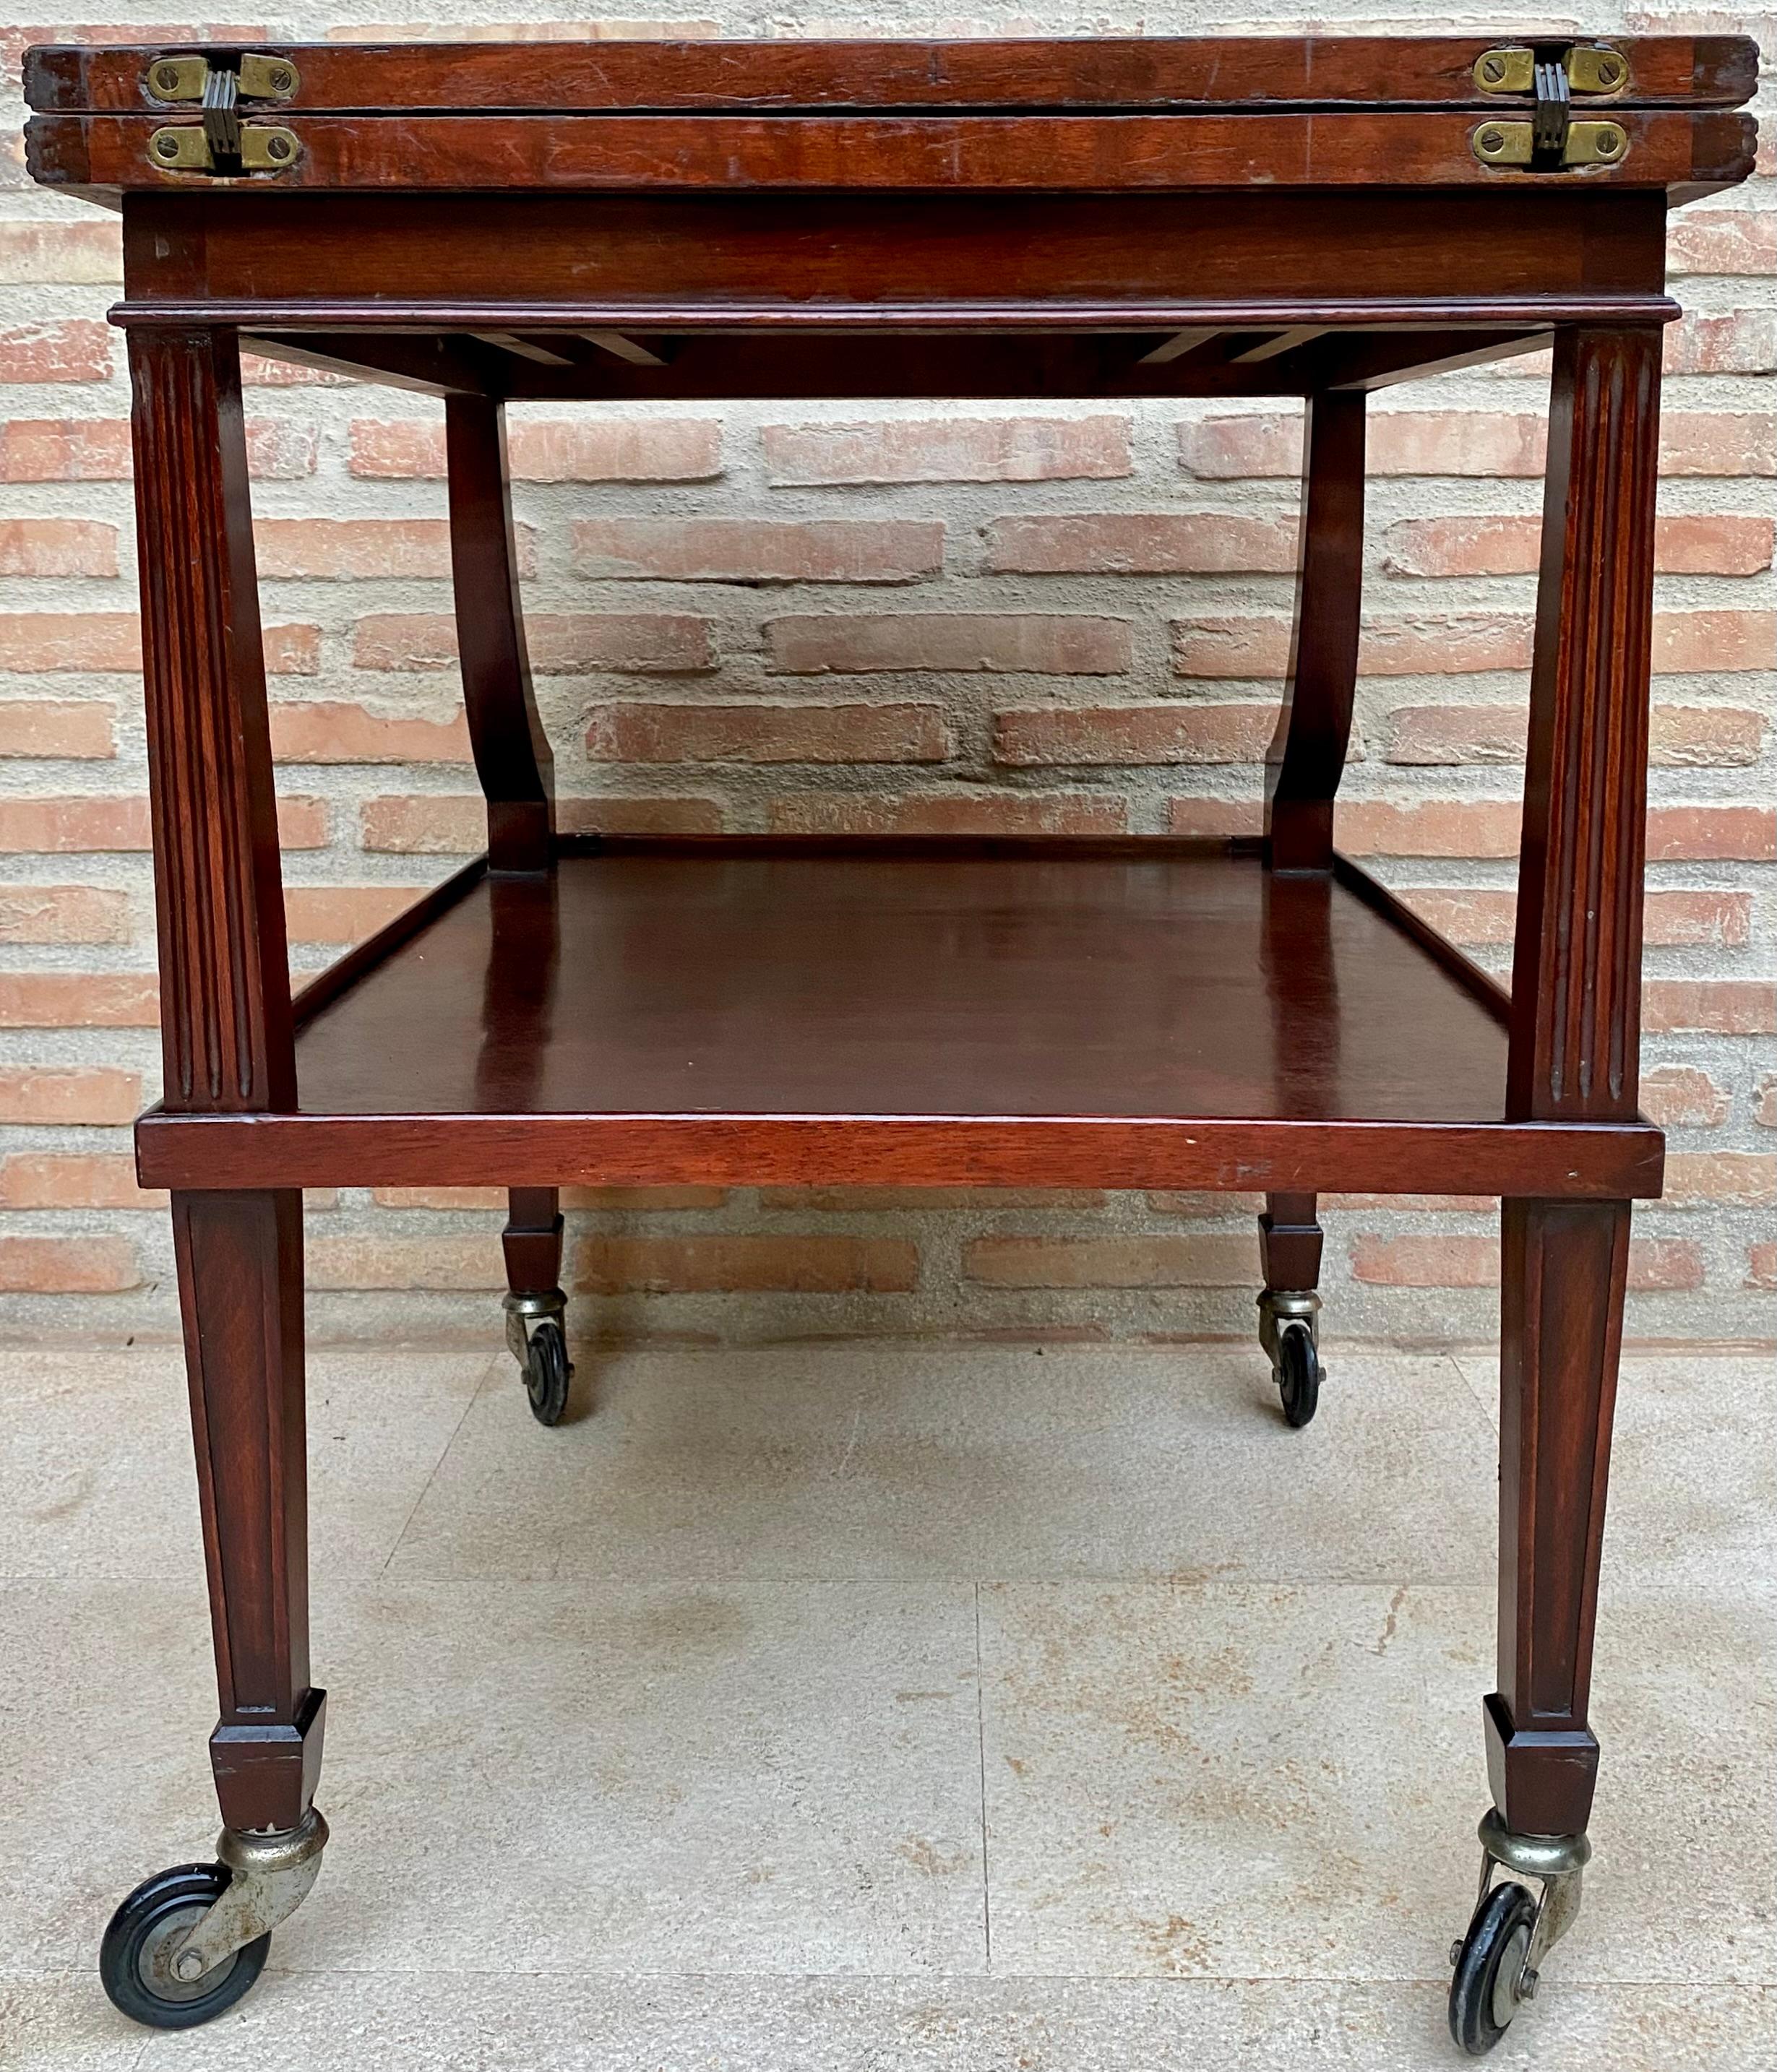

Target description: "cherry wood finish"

left=1486, top=324, right=1662, bottom=1840
left=26, top=35, right=1758, bottom=115
left=445, top=397, right=554, bottom=874
left=174, top=1188, right=322, bottom=1833
left=30, top=106, right=1757, bottom=200
left=128, top=327, right=292, bottom=1114
left=1260, top=1193, right=1324, bottom=1295
left=28, top=35, right=1747, bottom=1906
left=1267, top=392, right=1367, bottom=873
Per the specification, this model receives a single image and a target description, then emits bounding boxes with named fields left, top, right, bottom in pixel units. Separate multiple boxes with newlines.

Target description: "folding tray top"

left=23, top=33, right=1760, bottom=197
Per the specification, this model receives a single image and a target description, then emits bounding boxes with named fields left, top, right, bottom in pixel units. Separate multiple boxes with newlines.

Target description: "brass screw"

left=267, top=63, right=294, bottom=92
left=152, top=62, right=182, bottom=94
left=265, top=133, right=293, bottom=160
left=152, top=131, right=181, bottom=159
left=1596, top=57, right=1622, bottom=87
left=1596, top=128, right=1622, bottom=157
left=1480, top=56, right=1505, bottom=85
left=1477, top=127, right=1504, bottom=155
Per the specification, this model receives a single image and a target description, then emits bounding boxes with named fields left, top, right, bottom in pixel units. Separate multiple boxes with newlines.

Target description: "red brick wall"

left=1, top=16, right=1771, bottom=1346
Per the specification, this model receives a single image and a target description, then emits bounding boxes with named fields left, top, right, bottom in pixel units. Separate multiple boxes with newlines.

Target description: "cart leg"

left=1448, top=1199, right=1627, bottom=2052
left=98, top=1188, right=329, bottom=2029
left=103, top=329, right=327, bottom=2029
left=502, top=1185, right=574, bottom=1425
left=1450, top=324, right=1660, bottom=2055
left=1257, top=1191, right=1323, bottom=1427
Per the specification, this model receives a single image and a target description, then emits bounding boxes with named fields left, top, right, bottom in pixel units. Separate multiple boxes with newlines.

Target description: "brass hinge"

left=145, top=51, right=301, bottom=176
left=1473, top=43, right=1630, bottom=97
left=1471, top=41, right=1628, bottom=171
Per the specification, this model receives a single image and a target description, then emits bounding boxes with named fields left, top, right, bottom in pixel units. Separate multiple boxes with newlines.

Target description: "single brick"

left=0, top=973, right=160, bottom=1027
left=1661, top=1153, right=1777, bottom=1208
left=1643, top=981, right=1777, bottom=1035
left=1651, top=610, right=1776, bottom=673
left=767, top=791, right=1126, bottom=836
left=358, top=793, right=723, bottom=852
left=1398, top=889, right=1744, bottom=951
left=1643, top=890, right=1754, bottom=948
left=1349, top=1235, right=1500, bottom=1287
left=1653, top=515, right=1774, bottom=574
left=1640, top=1065, right=1731, bottom=1130
left=585, top=701, right=949, bottom=764
left=0, top=221, right=122, bottom=285
left=0, top=320, right=113, bottom=383
left=0, top=418, right=131, bottom=482
left=244, top=419, right=320, bottom=479
left=1625, top=1240, right=1706, bottom=1292
left=254, top=518, right=521, bottom=580
left=0, top=885, right=132, bottom=944
left=352, top=610, right=714, bottom=674
left=0, top=1152, right=161, bottom=1209
left=1375, top=514, right=1768, bottom=577
left=982, top=511, right=1296, bottom=574
left=1659, top=415, right=1777, bottom=478
left=572, top=1233, right=918, bottom=1293
left=0, top=613, right=140, bottom=673
left=1173, top=612, right=1531, bottom=680
left=0, top=796, right=150, bottom=850
left=1666, top=209, right=1777, bottom=276
left=572, top=517, right=943, bottom=583
left=1166, top=798, right=1264, bottom=839
left=0, top=1235, right=140, bottom=1294
left=767, top=613, right=1132, bottom=675
left=264, top=623, right=322, bottom=675
left=0, top=1065, right=141, bottom=1124
left=1664, top=310, right=1777, bottom=375
left=963, top=1233, right=1256, bottom=1287
left=0, top=699, right=116, bottom=758
left=1649, top=706, right=1765, bottom=767
left=1184, top=412, right=1557, bottom=480
left=1757, top=1076, right=1777, bottom=1131
left=307, top=1235, right=504, bottom=1290
left=764, top=415, right=1132, bottom=484
left=1382, top=704, right=1524, bottom=764
left=0, top=518, right=118, bottom=578
left=270, top=701, right=473, bottom=764
left=1749, top=1244, right=1777, bottom=1292
left=992, top=702, right=1274, bottom=765
left=284, top=886, right=424, bottom=944
left=350, top=415, right=722, bottom=481
left=1645, top=806, right=1776, bottom=861
left=1335, top=800, right=1522, bottom=858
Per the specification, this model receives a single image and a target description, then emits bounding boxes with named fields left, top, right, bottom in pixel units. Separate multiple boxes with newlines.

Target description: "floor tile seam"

left=374, top=1355, right=505, bottom=1579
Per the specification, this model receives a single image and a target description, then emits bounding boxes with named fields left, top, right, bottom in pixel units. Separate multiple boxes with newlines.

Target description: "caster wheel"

left=99, top=1864, right=270, bottom=2030
left=523, top=1316, right=572, bottom=1426
left=1275, top=1324, right=1320, bottom=1428
left=1448, top=1879, right=1538, bottom=2056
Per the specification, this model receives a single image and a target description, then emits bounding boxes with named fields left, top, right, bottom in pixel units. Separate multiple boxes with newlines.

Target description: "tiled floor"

left=1, top=1337, right=1772, bottom=2068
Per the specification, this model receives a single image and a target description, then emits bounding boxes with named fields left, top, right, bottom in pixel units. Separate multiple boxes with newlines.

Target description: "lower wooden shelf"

left=136, top=839, right=1662, bottom=1199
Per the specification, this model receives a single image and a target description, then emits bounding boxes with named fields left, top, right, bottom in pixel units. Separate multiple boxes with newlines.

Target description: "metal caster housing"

left=505, top=1287, right=573, bottom=1425
left=99, top=1807, right=327, bottom=2029
left=1447, top=1810, right=1590, bottom=2055
left=1257, top=1287, right=1322, bottom=1427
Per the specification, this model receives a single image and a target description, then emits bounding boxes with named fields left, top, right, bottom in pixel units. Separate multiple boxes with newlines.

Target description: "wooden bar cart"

left=25, top=30, right=1757, bottom=2052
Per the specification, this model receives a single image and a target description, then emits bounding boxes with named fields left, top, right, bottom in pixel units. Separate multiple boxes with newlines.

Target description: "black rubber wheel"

left=524, top=1316, right=572, bottom=1426
left=98, top=1863, right=270, bottom=2030
left=1448, top=1880, right=1538, bottom=2056
left=1275, top=1324, right=1320, bottom=1428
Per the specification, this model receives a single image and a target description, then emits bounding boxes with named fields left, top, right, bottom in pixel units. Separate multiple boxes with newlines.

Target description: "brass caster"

left=1447, top=1809, right=1589, bottom=2055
